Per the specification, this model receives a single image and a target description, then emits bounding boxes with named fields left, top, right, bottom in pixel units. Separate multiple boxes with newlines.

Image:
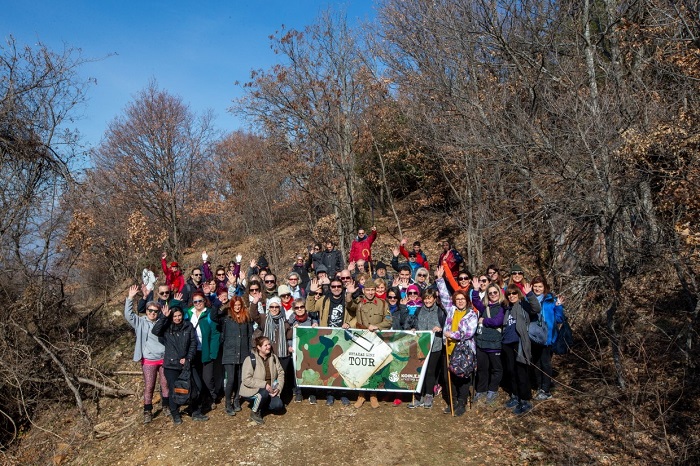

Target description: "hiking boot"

left=423, top=395, right=434, bottom=409
left=454, top=402, right=467, bottom=417
left=233, top=398, right=242, bottom=412
left=354, top=394, right=366, bottom=408
left=407, top=396, right=423, bottom=409
left=309, top=395, right=317, bottom=405
left=472, top=392, right=486, bottom=404
left=295, top=393, right=303, bottom=403
left=534, top=389, right=552, bottom=401
left=514, top=401, right=533, bottom=415
left=443, top=405, right=452, bottom=414
left=225, top=403, right=236, bottom=416
left=485, top=391, right=498, bottom=405
left=250, top=410, right=264, bottom=425
left=326, top=395, right=335, bottom=406
left=505, top=395, right=519, bottom=409
left=143, top=411, right=152, bottom=424
left=341, top=396, right=350, bottom=406
left=191, top=411, right=209, bottom=422
left=370, top=394, right=380, bottom=409
left=172, top=414, right=183, bottom=425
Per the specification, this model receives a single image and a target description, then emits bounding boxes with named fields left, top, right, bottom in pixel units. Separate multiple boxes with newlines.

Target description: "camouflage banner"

left=293, top=327, right=434, bottom=392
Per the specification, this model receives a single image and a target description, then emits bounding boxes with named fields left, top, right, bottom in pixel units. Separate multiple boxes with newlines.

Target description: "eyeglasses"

left=507, top=291, right=519, bottom=296
left=158, top=291, right=170, bottom=295
left=192, top=273, right=202, bottom=277
left=487, top=291, right=500, bottom=296
left=387, top=296, right=397, bottom=300
left=146, top=308, right=159, bottom=313
left=193, top=300, right=204, bottom=304
left=264, top=279, right=276, bottom=284
left=458, top=276, right=470, bottom=281
left=294, top=305, right=305, bottom=310
left=417, top=273, right=427, bottom=278
left=511, top=272, right=523, bottom=276
left=330, top=285, right=343, bottom=289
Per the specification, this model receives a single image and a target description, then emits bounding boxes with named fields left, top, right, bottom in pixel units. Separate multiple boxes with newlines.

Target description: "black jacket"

left=152, top=317, right=197, bottom=370
left=210, top=307, right=255, bottom=365
left=321, top=249, right=344, bottom=278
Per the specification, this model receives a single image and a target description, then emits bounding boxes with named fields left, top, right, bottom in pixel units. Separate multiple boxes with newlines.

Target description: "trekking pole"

left=445, top=348, right=455, bottom=417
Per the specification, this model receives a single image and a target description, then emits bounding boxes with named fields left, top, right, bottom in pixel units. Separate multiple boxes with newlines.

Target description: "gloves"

left=236, top=254, right=242, bottom=263
left=202, top=251, right=208, bottom=262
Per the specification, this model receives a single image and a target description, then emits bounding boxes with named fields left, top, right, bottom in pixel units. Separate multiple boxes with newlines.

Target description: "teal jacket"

left=184, top=307, right=221, bottom=363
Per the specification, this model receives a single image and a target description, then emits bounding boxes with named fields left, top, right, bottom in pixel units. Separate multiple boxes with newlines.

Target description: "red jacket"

left=399, top=245, right=430, bottom=270
left=349, top=230, right=377, bottom=263
left=161, top=258, right=185, bottom=292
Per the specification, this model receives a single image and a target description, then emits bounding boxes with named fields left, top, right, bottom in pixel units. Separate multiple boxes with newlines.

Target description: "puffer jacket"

left=152, top=316, right=197, bottom=370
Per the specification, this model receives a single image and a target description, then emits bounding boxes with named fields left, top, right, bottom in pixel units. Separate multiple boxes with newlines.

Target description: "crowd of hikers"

left=124, top=227, right=570, bottom=425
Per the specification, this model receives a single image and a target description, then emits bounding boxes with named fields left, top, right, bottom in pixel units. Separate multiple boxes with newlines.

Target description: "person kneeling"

left=241, top=336, right=285, bottom=425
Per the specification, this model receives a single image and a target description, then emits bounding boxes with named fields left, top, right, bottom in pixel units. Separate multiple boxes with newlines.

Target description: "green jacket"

left=185, top=307, right=221, bottom=363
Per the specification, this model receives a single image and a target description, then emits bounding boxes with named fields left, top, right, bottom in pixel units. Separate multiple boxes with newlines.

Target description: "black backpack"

left=552, top=316, right=573, bottom=355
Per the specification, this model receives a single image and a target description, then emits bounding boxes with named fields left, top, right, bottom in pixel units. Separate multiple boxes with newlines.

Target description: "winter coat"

left=210, top=307, right=254, bottom=365
left=151, top=316, right=197, bottom=370
left=320, top=249, right=344, bottom=278
left=305, top=293, right=355, bottom=327
left=538, top=293, right=565, bottom=346
left=348, top=296, right=392, bottom=330
left=503, top=293, right=541, bottom=364
left=161, top=258, right=185, bottom=292
left=239, top=351, right=285, bottom=398
left=349, top=230, right=377, bottom=263
left=183, top=307, right=221, bottom=364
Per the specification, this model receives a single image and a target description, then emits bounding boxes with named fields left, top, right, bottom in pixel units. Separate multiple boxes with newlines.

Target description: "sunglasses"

left=488, top=271, right=497, bottom=275
left=289, top=277, right=298, bottom=281
left=511, top=272, right=523, bottom=276
left=280, top=294, right=291, bottom=298
left=268, top=305, right=281, bottom=309
left=479, top=279, right=488, bottom=283
left=458, top=276, right=470, bottom=281
left=146, top=308, right=159, bottom=313
left=193, top=299, right=204, bottom=304
left=488, top=291, right=500, bottom=296
left=387, top=296, right=397, bottom=299
left=340, top=276, right=352, bottom=281
left=192, top=273, right=202, bottom=277
left=507, top=291, right=519, bottom=296
left=294, top=305, right=305, bottom=310
left=330, top=285, right=343, bottom=289
left=217, top=273, right=225, bottom=276
left=417, top=273, right=427, bottom=278
left=158, top=291, right=170, bottom=295
left=249, top=288, right=260, bottom=292
left=407, top=291, right=418, bottom=295
left=314, top=292, right=323, bottom=296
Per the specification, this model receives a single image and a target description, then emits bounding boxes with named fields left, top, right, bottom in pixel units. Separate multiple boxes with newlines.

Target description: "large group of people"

left=124, top=227, right=567, bottom=425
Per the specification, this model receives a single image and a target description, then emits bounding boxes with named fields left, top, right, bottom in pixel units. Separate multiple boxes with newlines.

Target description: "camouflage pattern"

left=293, top=327, right=434, bottom=392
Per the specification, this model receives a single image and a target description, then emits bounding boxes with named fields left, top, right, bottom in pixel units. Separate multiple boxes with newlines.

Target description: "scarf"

left=264, top=312, right=288, bottom=358
left=295, top=312, right=309, bottom=323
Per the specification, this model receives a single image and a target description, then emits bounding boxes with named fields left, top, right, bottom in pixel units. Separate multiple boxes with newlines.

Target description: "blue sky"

left=1, top=1, right=376, bottom=150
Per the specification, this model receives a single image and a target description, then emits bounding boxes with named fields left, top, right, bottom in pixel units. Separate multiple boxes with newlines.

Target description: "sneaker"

left=225, top=405, right=236, bottom=416
left=191, top=411, right=209, bottom=422
left=443, top=405, right=452, bottom=414
left=393, top=398, right=402, bottom=406
left=505, top=395, right=519, bottom=409
left=423, top=395, right=434, bottom=408
left=309, top=395, right=317, bottom=405
left=250, top=410, right=264, bottom=425
left=340, top=396, right=350, bottom=406
left=473, top=392, right=486, bottom=404
left=434, top=384, right=442, bottom=396
left=326, top=395, right=335, bottom=406
left=172, top=415, right=183, bottom=425
left=534, top=389, right=552, bottom=401
left=295, top=393, right=303, bottom=403
left=514, top=401, right=533, bottom=415
left=407, top=396, right=423, bottom=409
left=162, top=406, right=172, bottom=417
left=233, top=399, right=242, bottom=412
left=143, top=411, right=152, bottom=424
left=485, top=391, right=498, bottom=405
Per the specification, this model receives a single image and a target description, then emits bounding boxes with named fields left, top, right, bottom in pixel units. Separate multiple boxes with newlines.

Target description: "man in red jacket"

left=161, top=251, right=185, bottom=292
left=348, top=226, right=377, bottom=265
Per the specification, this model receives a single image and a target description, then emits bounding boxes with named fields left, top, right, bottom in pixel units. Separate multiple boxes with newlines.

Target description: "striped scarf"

left=264, top=312, right=288, bottom=358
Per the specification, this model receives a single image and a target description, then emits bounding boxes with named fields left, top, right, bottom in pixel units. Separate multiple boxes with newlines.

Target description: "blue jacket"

left=538, top=293, right=565, bottom=346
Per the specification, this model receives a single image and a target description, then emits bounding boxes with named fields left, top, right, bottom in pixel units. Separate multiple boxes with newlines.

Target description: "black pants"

left=531, top=344, right=553, bottom=392
left=201, top=351, right=224, bottom=402
left=250, top=388, right=284, bottom=413
left=444, top=350, right=470, bottom=405
left=476, top=348, right=503, bottom=393
left=502, top=342, right=531, bottom=401
left=224, top=363, right=243, bottom=404
left=420, top=349, right=443, bottom=397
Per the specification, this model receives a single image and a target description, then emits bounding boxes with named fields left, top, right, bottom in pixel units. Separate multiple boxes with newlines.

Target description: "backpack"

left=552, top=316, right=573, bottom=355
left=171, top=363, right=199, bottom=405
left=448, top=339, right=477, bottom=378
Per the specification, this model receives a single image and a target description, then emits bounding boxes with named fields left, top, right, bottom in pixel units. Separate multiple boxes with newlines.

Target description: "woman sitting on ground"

left=240, top=336, right=285, bottom=425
